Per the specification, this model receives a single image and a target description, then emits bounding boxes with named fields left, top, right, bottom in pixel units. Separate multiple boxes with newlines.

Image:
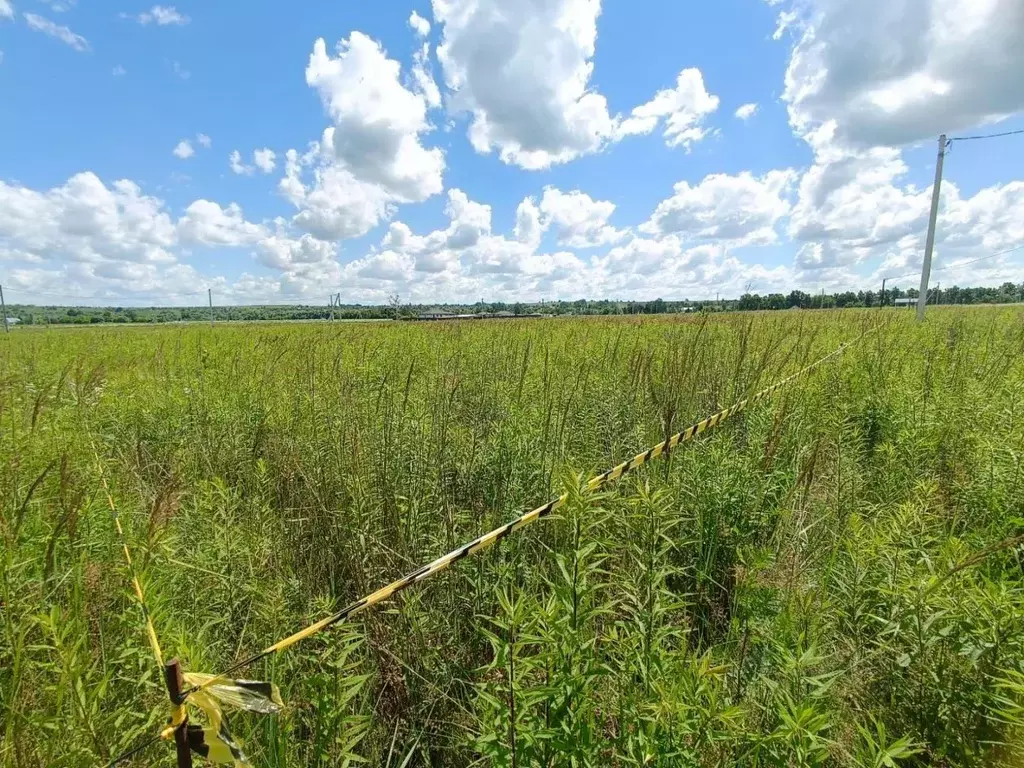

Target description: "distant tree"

left=787, top=290, right=811, bottom=308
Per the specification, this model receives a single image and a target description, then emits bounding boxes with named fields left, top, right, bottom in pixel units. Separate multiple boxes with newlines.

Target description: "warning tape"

left=104, top=323, right=877, bottom=765
left=92, top=440, right=165, bottom=670
left=185, top=324, right=876, bottom=696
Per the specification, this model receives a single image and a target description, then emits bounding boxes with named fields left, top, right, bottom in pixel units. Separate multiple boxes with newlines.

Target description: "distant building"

left=416, top=311, right=543, bottom=321
left=894, top=298, right=915, bottom=307
left=5, top=317, right=20, bottom=326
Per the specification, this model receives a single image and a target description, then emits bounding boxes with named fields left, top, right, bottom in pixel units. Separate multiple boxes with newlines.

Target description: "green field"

left=2, top=308, right=1023, bottom=767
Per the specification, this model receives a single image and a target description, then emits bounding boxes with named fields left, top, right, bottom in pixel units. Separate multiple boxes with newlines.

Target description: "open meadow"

left=2, top=308, right=1024, bottom=767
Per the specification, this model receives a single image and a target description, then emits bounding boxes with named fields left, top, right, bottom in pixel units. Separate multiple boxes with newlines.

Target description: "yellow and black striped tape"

left=185, top=325, right=875, bottom=696
left=93, top=441, right=166, bottom=670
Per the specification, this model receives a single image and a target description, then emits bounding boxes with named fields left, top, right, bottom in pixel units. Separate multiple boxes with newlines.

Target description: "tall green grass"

left=1, top=308, right=1023, bottom=766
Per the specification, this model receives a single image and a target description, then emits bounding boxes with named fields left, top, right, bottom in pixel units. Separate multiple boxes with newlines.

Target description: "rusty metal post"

left=164, top=659, right=193, bottom=768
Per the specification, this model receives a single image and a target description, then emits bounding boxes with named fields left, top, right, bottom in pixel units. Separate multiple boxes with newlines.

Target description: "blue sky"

left=0, top=0, right=1022, bottom=306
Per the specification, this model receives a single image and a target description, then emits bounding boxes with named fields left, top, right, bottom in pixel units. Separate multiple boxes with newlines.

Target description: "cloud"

left=514, top=196, right=542, bottom=247
left=306, top=33, right=444, bottom=201
left=283, top=32, right=445, bottom=240
left=411, top=42, right=441, bottom=109
left=256, top=230, right=337, bottom=269
left=409, top=10, right=430, bottom=37
left=38, top=0, right=75, bottom=12
left=171, top=60, right=189, bottom=79
left=341, top=187, right=589, bottom=292
left=253, top=148, right=276, bottom=173
left=433, top=0, right=719, bottom=168
left=538, top=187, right=628, bottom=248
left=0, top=1, right=12, bottom=20
left=177, top=200, right=267, bottom=246
left=789, top=147, right=1024, bottom=275
left=289, top=163, right=394, bottom=241
left=642, top=170, right=797, bottom=246
left=196, top=133, right=211, bottom=148
left=0, top=172, right=177, bottom=267
left=229, top=150, right=253, bottom=175
left=23, top=13, right=88, bottom=51
left=770, top=0, right=1024, bottom=286
left=772, top=10, right=798, bottom=40
left=0, top=172, right=365, bottom=302
left=618, top=68, right=720, bottom=150
left=112, top=64, right=126, bottom=76
left=777, top=0, right=1024, bottom=150
left=134, top=5, right=189, bottom=25
left=592, top=237, right=795, bottom=298
left=172, top=140, right=194, bottom=159
left=735, top=103, right=758, bottom=120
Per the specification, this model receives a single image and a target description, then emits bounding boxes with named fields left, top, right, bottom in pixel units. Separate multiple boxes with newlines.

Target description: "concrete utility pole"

left=208, top=288, right=214, bottom=327
left=0, top=285, right=8, bottom=333
left=917, top=134, right=947, bottom=321
left=880, top=278, right=886, bottom=309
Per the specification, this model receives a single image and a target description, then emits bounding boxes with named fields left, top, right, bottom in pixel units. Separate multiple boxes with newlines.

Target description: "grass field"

left=2, top=308, right=1024, bottom=767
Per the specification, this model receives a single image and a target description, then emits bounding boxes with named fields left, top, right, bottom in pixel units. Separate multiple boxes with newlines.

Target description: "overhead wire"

left=949, top=128, right=1024, bottom=142
left=879, top=243, right=1024, bottom=284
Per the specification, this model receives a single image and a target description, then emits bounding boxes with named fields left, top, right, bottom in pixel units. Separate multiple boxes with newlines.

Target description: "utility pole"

left=208, top=288, right=214, bottom=328
left=917, top=134, right=947, bottom=321
left=880, top=278, right=886, bottom=309
left=0, top=285, right=8, bottom=334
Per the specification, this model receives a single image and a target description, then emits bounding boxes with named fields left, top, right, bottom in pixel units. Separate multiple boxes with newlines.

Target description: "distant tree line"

left=6, top=282, right=1022, bottom=325
left=734, top=282, right=1024, bottom=311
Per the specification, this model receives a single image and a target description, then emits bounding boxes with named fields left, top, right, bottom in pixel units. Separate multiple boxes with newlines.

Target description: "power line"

left=949, top=128, right=1024, bottom=142
left=880, top=243, right=1024, bottom=283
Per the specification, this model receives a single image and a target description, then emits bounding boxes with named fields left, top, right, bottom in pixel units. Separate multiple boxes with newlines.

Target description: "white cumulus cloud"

left=642, top=170, right=797, bottom=246
left=538, top=187, right=628, bottom=248
left=618, top=69, right=720, bottom=150
left=778, top=0, right=1024, bottom=150
left=172, top=140, right=194, bottom=159
left=0, top=172, right=177, bottom=267
left=135, top=5, right=189, bottom=25
left=433, top=0, right=719, bottom=168
left=409, top=10, right=431, bottom=37
left=229, top=150, right=254, bottom=175
left=735, top=103, right=758, bottom=120
left=306, top=33, right=444, bottom=201
left=177, top=200, right=267, bottom=247
left=282, top=31, right=446, bottom=240
left=253, top=148, right=277, bottom=173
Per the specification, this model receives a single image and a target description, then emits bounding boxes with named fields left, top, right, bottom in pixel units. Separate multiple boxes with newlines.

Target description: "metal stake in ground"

left=917, top=134, right=947, bottom=321
left=164, top=659, right=192, bottom=768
